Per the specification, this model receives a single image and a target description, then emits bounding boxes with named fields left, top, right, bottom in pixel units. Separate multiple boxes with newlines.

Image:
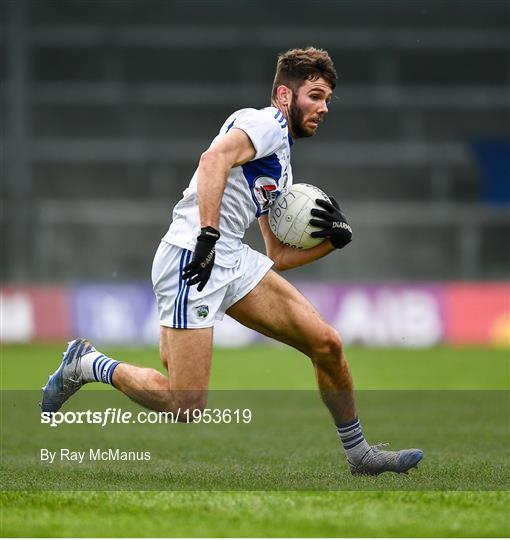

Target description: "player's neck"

left=271, top=100, right=296, bottom=139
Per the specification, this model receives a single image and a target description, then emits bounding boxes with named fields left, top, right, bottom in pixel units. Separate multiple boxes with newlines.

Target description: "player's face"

left=289, top=77, right=332, bottom=138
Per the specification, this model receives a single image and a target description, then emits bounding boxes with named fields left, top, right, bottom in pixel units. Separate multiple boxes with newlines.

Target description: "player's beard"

left=288, top=97, right=314, bottom=139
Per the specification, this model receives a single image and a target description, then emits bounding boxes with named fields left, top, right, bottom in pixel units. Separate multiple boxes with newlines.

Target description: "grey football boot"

left=41, top=338, right=95, bottom=413
left=349, top=443, right=424, bottom=476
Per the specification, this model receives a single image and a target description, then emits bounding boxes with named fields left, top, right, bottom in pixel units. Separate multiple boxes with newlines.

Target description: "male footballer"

left=42, top=47, right=423, bottom=475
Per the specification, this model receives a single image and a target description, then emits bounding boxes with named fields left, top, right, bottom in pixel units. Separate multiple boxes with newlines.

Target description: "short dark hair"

left=271, top=47, right=337, bottom=100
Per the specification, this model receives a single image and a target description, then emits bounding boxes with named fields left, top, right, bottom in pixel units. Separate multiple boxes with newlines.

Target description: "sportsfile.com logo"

left=40, top=408, right=253, bottom=427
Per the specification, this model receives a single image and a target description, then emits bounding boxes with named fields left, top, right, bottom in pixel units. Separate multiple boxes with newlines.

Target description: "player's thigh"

left=226, top=269, right=335, bottom=357
left=159, top=325, right=213, bottom=391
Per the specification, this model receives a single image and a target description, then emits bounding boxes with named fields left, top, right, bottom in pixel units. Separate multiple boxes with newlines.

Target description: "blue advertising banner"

left=71, top=284, right=160, bottom=345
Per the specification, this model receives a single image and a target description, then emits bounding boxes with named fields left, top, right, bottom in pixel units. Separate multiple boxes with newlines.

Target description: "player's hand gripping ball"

left=309, top=196, right=353, bottom=249
left=269, top=183, right=352, bottom=250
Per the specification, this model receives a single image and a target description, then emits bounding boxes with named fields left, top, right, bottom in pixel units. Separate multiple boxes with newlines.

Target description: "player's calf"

left=305, top=328, right=424, bottom=475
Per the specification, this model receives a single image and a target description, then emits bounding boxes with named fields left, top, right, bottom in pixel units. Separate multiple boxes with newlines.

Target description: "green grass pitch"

left=1, top=343, right=509, bottom=537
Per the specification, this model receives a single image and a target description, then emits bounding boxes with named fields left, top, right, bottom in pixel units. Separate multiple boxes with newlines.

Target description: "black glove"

left=182, top=226, right=220, bottom=292
left=309, top=197, right=352, bottom=249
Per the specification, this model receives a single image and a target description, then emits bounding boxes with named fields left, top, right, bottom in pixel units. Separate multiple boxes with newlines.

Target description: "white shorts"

left=151, top=241, right=274, bottom=329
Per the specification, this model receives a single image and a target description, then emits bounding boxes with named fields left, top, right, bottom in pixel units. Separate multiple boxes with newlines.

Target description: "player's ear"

left=276, top=85, right=292, bottom=106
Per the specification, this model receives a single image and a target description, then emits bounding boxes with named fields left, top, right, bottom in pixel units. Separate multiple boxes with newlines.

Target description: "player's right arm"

left=197, top=128, right=256, bottom=230
left=182, top=128, right=257, bottom=291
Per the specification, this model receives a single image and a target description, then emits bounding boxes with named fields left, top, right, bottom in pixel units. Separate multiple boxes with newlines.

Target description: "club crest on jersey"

left=195, top=305, right=209, bottom=319
left=253, top=176, right=280, bottom=211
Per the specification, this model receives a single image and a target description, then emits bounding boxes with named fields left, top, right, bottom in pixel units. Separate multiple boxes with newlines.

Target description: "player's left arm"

left=258, top=215, right=335, bottom=271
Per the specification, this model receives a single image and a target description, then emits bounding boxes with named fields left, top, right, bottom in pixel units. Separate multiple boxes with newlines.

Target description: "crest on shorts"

left=195, top=305, right=209, bottom=319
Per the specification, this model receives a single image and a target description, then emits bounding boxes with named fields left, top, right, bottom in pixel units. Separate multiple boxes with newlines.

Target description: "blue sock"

left=81, top=352, right=120, bottom=385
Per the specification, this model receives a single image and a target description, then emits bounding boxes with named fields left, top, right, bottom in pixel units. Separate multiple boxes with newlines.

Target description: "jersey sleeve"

left=232, top=108, right=285, bottom=159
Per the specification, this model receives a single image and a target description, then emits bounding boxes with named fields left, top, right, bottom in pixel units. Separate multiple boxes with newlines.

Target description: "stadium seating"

left=1, top=0, right=509, bottom=280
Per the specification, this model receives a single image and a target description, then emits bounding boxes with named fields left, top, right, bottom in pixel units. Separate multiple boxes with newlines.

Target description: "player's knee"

left=159, top=402, right=207, bottom=422
left=311, top=325, right=343, bottom=360
left=175, top=403, right=207, bottom=423
left=168, top=392, right=208, bottom=422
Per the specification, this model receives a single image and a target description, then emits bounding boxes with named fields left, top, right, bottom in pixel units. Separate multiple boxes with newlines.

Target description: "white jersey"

left=163, top=106, right=293, bottom=267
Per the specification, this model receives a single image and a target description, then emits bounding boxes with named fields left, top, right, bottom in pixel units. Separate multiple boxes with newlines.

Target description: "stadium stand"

left=2, top=0, right=509, bottom=281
